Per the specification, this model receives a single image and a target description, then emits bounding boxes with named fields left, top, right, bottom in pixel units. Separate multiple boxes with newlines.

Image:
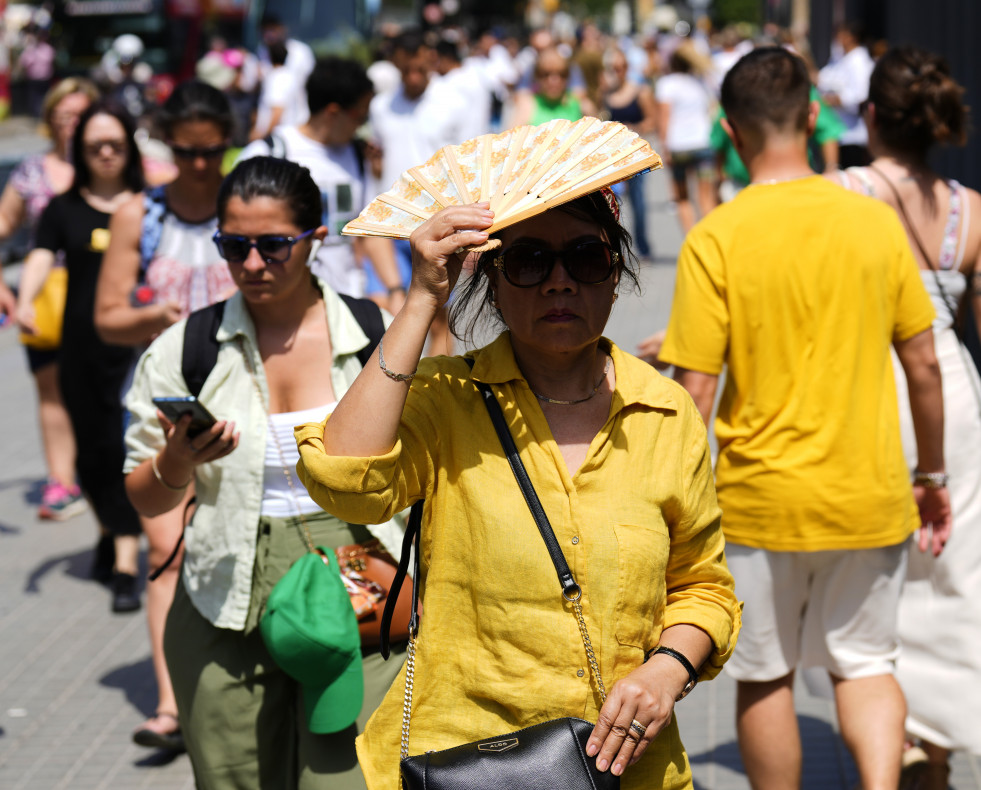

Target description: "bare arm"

left=95, top=194, right=181, bottom=345
left=355, top=236, right=405, bottom=314
left=893, top=327, right=951, bottom=555
left=673, top=367, right=719, bottom=426
left=510, top=91, right=534, bottom=128
left=324, top=204, right=493, bottom=457
left=655, top=102, right=670, bottom=151
left=635, top=86, right=658, bottom=136
left=14, top=248, right=55, bottom=335
left=0, top=181, right=26, bottom=240
left=126, top=412, right=239, bottom=517
left=821, top=139, right=839, bottom=173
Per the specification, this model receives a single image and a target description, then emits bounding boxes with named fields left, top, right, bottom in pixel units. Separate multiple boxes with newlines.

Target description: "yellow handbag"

left=20, top=266, right=67, bottom=350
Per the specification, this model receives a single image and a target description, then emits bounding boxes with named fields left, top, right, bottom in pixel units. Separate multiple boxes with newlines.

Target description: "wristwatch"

left=913, top=469, right=949, bottom=489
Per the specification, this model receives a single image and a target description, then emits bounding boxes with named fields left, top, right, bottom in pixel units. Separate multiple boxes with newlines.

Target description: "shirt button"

left=577, top=669, right=585, bottom=677
left=571, top=536, right=580, bottom=545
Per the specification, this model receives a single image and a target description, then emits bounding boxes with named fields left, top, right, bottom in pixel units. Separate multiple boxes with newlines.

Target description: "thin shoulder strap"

left=868, top=164, right=935, bottom=269
left=954, top=181, right=971, bottom=270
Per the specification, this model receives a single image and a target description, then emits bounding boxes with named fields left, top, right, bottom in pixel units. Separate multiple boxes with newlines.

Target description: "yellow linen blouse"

left=296, top=334, right=740, bottom=790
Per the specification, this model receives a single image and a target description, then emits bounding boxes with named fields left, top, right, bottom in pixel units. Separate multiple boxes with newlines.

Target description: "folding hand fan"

left=342, top=117, right=662, bottom=250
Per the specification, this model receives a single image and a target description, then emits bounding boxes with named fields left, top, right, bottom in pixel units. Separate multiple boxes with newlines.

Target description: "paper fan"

left=343, top=117, right=662, bottom=248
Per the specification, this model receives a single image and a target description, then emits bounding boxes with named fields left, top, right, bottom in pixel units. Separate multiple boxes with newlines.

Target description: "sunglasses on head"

left=212, top=229, right=315, bottom=264
left=492, top=240, right=619, bottom=288
left=171, top=143, right=228, bottom=160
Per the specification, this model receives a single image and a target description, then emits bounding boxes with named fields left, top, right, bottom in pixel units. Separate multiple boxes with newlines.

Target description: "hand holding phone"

left=152, top=395, right=240, bottom=469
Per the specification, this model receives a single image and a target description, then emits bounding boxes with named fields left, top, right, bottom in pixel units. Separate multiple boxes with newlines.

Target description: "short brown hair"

left=721, top=47, right=810, bottom=136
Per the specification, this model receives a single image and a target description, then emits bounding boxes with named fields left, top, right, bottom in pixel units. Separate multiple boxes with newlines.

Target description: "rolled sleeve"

left=661, top=400, right=741, bottom=680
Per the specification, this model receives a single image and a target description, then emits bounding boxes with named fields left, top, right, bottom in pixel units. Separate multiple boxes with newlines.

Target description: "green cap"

left=260, top=548, right=363, bottom=734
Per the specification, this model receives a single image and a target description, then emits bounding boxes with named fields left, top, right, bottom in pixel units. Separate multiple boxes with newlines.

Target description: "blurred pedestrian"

left=511, top=47, right=582, bottom=127
left=15, top=100, right=146, bottom=613
left=123, top=157, right=406, bottom=789
left=837, top=46, right=981, bottom=788
left=0, top=77, right=97, bottom=522
left=95, top=80, right=238, bottom=752
left=817, top=21, right=874, bottom=168
left=602, top=48, right=656, bottom=259
left=368, top=30, right=466, bottom=355
left=238, top=58, right=404, bottom=308
left=17, top=25, right=56, bottom=119
left=655, top=43, right=717, bottom=234
left=658, top=48, right=949, bottom=790
left=257, top=12, right=314, bottom=118
left=250, top=42, right=306, bottom=141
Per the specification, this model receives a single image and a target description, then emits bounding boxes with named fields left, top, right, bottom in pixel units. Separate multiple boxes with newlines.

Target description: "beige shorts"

left=725, top=540, right=909, bottom=682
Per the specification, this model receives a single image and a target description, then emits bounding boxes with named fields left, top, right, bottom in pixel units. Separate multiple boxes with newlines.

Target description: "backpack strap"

left=352, top=137, right=367, bottom=179
left=181, top=301, right=226, bottom=398
left=139, top=185, right=168, bottom=278
left=338, top=293, right=385, bottom=368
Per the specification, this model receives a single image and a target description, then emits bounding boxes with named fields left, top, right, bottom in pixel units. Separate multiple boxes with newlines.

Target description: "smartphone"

left=152, top=396, right=218, bottom=439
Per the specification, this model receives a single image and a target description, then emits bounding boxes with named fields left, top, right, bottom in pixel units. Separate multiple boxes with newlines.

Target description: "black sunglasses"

left=171, top=143, right=228, bottom=160
left=492, top=241, right=619, bottom=288
left=212, top=229, right=315, bottom=264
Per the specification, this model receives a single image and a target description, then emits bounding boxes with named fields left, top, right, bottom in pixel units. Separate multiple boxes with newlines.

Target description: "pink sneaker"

left=39, top=481, right=87, bottom=521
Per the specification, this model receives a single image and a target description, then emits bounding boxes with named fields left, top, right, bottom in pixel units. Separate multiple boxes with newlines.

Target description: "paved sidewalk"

left=0, top=138, right=979, bottom=789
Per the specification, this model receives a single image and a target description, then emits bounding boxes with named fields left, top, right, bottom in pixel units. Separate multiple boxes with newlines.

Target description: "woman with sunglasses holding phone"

left=16, top=100, right=145, bottom=612
left=94, top=80, right=237, bottom=753
left=297, top=192, right=740, bottom=790
left=122, top=156, right=406, bottom=789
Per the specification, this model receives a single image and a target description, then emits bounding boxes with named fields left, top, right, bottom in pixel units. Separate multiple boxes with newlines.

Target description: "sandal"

left=132, top=712, right=185, bottom=752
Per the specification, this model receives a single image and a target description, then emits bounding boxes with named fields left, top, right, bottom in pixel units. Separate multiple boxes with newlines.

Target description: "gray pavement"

left=0, top=120, right=979, bottom=789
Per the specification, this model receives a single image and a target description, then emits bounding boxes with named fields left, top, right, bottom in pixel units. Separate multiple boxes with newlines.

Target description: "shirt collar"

left=470, top=332, right=678, bottom=412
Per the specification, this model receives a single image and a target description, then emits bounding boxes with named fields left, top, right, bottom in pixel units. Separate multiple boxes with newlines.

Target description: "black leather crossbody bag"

left=380, top=376, right=619, bottom=790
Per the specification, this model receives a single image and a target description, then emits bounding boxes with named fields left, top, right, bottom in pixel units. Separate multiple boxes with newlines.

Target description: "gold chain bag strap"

left=386, top=372, right=619, bottom=790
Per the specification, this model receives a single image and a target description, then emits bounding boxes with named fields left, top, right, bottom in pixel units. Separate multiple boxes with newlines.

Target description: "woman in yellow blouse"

left=297, top=191, right=740, bottom=790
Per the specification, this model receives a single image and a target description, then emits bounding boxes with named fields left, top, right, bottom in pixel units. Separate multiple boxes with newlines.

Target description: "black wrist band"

left=646, top=645, right=698, bottom=700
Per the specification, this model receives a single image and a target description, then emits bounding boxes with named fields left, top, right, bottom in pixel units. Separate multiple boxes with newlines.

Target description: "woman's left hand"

left=585, top=660, right=685, bottom=776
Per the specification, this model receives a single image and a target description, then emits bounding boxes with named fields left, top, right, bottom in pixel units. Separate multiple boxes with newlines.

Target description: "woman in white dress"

left=837, top=46, right=981, bottom=788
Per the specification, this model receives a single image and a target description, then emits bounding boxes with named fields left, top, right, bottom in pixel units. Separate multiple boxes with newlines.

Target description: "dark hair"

left=393, top=30, right=427, bottom=57
left=668, top=49, right=693, bottom=74
left=448, top=191, right=639, bottom=344
left=70, top=100, right=144, bottom=194
left=217, top=157, right=322, bottom=231
left=721, top=47, right=811, bottom=135
left=435, top=39, right=461, bottom=63
left=306, top=57, right=373, bottom=115
left=268, top=42, right=288, bottom=67
left=157, top=80, right=234, bottom=140
left=869, top=46, right=969, bottom=156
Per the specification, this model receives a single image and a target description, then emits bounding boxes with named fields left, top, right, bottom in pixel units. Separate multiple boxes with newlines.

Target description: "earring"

left=612, top=293, right=619, bottom=304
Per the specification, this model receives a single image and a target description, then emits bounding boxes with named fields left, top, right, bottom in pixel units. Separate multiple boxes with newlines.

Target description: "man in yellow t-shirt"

left=659, top=48, right=951, bottom=790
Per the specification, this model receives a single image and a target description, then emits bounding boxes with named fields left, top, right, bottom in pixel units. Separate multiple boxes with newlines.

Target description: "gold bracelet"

left=377, top=336, right=416, bottom=383
left=151, top=453, right=191, bottom=492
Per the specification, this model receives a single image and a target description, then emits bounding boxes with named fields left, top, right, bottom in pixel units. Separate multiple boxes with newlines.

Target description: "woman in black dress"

left=16, top=101, right=146, bottom=612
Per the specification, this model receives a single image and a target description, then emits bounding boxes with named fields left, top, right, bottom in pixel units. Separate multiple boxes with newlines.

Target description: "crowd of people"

left=0, top=12, right=977, bottom=790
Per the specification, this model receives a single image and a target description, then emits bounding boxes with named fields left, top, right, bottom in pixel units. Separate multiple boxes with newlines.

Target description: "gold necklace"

left=531, top=356, right=611, bottom=406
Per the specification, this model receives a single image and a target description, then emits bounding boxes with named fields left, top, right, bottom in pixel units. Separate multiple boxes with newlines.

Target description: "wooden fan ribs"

left=343, top=117, right=662, bottom=243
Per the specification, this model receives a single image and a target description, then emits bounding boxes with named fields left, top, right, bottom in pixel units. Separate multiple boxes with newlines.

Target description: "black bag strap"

left=182, top=301, right=226, bottom=398
left=338, top=292, right=386, bottom=369
left=379, top=358, right=580, bottom=658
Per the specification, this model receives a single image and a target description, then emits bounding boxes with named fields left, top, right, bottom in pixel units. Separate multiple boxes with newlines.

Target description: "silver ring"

left=629, top=719, right=646, bottom=738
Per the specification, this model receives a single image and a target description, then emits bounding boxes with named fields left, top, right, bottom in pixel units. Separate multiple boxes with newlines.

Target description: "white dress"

left=893, top=267, right=981, bottom=753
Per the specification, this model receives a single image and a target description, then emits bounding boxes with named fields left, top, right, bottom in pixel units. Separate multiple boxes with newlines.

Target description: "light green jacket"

left=124, top=278, right=401, bottom=630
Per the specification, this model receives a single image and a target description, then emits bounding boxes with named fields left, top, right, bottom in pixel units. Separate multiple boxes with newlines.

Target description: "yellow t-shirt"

left=659, top=175, right=936, bottom=552
left=296, top=334, right=741, bottom=790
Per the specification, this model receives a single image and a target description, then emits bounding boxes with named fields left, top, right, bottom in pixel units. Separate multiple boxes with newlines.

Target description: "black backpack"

left=180, top=292, right=385, bottom=397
